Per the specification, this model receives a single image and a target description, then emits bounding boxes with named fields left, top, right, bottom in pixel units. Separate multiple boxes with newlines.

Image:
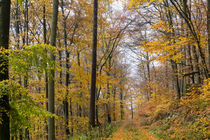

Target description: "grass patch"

left=123, top=122, right=148, bottom=140
left=69, top=121, right=123, bottom=140
left=140, top=120, right=152, bottom=126
left=150, top=128, right=169, bottom=140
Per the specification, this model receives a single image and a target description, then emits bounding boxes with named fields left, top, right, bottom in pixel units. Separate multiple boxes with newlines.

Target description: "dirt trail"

left=111, top=120, right=129, bottom=139
left=131, top=120, right=159, bottom=140
left=111, top=119, right=159, bottom=140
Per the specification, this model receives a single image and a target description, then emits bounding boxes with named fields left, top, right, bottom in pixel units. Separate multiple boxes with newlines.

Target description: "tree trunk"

left=188, top=45, right=195, bottom=84
left=64, top=39, right=70, bottom=137
left=207, top=0, right=210, bottom=69
left=15, top=0, right=20, bottom=49
left=113, top=87, right=116, bottom=121
left=69, top=98, right=73, bottom=136
left=24, top=0, right=30, bottom=138
left=89, top=0, right=98, bottom=127
left=170, top=60, right=181, bottom=99
left=0, top=0, right=11, bottom=139
left=131, top=98, right=134, bottom=120
left=120, top=87, right=124, bottom=120
left=62, top=0, right=70, bottom=136
left=95, top=104, right=99, bottom=125
left=106, top=81, right=111, bottom=123
left=106, top=57, right=112, bottom=124
left=146, top=52, right=151, bottom=99
left=77, top=51, right=82, bottom=117
left=192, top=45, right=201, bottom=84
left=96, top=87, right=101, bottom=126
left=43, top=3, right=48, bottom=139
left=48, top=0, right=59, bottom=139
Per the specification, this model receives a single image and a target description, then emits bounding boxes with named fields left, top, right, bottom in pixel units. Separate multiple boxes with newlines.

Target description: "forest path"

left=110, top=119, right=159, bottom=140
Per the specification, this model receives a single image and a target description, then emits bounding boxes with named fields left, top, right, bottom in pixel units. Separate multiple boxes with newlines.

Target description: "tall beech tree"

left=0, top=0, right=11, bottom=139
left=48, top=0, right=59, bottom=139
left=89, top=0, right=98, bottom=127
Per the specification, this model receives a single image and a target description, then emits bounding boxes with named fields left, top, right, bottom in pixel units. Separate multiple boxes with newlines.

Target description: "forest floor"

left=109, top=119, right=159, bottom=140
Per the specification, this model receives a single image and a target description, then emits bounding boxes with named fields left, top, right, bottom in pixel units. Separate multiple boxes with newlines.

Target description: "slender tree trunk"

left=64, top=36, right=70, bottom=139
left=165, top=0, right=181, bottom=99
left=95, top=104, right=99, bottom=125
left=58, top=39, right=62, bottom=85
left=24, top=0, right=30, bottom=138
left=207, top=0, right=210, bottom=69
left=192, top=45, right=201, bottom=84
left=120, top=87, right=124, bottom=120
left=106, top=81, right=111, bottom=123
left=106, top=57, right=112, bottom=124
left=15, top=0, right=20, bottom=48
left=62, top=0, right=70, bottom=135
left=188, top=45, right=195, bottom=84
left=0, top=0, right=11, bottom=139
left=89, top=0, right=98, bottom=127
left=24, top=0, right=29, bottom=46
left=131, top=98, right=134, bottom=120
left=43, top=3, right=48, bottom=139
left=96, top=87, right=101, bottom=126
left=69, top=98, right=73, bottom=136
left=165, top=62, right=169, bottom=88
left=48, top=0, right=59, bottom=139
left=146, top=52, right=151, bottom=99
left=77, top=51, right=82, bottom=117
left=43, top=4, right=47, bottom=44
left=113, top=87, right=116, bottom=121
left=170, top=60, right=181, bottom=99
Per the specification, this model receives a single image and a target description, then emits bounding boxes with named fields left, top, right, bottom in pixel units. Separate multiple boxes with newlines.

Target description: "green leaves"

left=10, top=44, right=58, bottom=79
left=0, top=80, right=50, bottom=136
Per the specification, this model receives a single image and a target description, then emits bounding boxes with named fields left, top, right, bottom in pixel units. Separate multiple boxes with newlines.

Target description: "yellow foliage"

left=181, top=79, right=210, bottom=111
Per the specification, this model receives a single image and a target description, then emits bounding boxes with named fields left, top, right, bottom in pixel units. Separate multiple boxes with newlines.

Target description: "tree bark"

left=106, top=57, right=112, bottom=124
left=61, top=0, right=70, bottom=136
left=48, top=0, right=59, bottom=139
left=120, top=87, right=124, bottom=120
left=207, top=0, right=210, bottom=69
left=113, top=87, right=116, bottom=121
left=0, top=0, right=11, bottom=139
left=89, top=0, right=98, bottom=127
left=15, top=0, right=20, bottom=49
left=43, top=3, right=49, bottom=140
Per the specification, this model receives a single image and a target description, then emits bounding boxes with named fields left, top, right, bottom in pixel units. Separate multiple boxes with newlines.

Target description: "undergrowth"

left=139, top=79, right=210, bottom=140
left=69, top=121, right=123, bottom=140
left=123, top=122, right=148, bottom=140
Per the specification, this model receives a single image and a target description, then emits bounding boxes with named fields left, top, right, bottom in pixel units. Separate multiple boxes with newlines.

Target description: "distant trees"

left=128, top=0, right=210, bottom=101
